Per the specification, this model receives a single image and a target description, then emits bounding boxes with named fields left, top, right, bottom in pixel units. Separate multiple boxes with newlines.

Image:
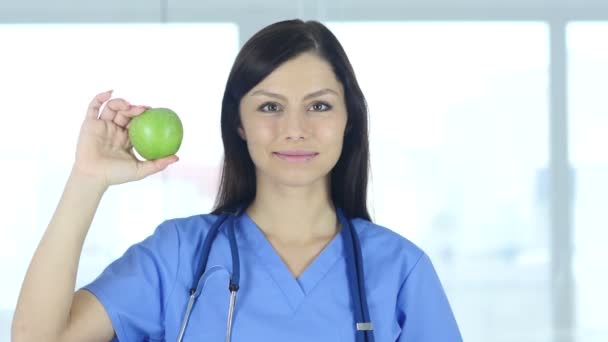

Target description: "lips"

left=273, top=151, right=318, bottom=162
left=274, top=150, right=318, bottom=157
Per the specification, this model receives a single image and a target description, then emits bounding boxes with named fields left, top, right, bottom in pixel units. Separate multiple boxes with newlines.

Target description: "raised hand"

left=72, top=90, right=179, bottom=189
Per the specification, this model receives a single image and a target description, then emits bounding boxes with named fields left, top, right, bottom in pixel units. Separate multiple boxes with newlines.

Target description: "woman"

left=12, top=19, right=462, bottom=341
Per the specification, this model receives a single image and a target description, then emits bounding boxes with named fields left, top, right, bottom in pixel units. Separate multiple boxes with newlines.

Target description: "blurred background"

left=0, top=0, right=606, bottom=341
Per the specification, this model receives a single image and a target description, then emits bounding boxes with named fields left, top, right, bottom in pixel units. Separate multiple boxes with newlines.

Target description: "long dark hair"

left=211, top=19, right=371, bottom=221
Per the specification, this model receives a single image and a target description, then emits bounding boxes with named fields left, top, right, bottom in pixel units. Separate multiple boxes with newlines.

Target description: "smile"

left=273, top=152, right=319, bottom=162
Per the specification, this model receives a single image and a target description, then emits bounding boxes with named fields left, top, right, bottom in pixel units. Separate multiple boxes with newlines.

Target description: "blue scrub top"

left=83, top=212, right=462, bottom=341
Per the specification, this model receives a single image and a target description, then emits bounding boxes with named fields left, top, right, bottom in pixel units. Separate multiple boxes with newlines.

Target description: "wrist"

left=68, top=168, right=109, bottom=195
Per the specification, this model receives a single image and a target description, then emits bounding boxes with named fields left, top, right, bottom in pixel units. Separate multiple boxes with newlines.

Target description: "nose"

left=281, top=109, right=309, bottom=140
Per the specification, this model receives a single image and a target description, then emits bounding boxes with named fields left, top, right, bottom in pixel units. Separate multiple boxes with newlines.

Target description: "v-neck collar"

left=237, top=212, right=345, bottom=311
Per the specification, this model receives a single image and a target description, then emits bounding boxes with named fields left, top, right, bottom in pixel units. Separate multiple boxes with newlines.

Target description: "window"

left=568, top=22, right=608, bottom=342
left=327, top=22, right=551, bottom=341
left=0, top=23, right=238, bottom=338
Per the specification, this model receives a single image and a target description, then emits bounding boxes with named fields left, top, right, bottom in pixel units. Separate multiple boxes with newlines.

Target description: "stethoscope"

left=177, top=204, right=375, bottom=342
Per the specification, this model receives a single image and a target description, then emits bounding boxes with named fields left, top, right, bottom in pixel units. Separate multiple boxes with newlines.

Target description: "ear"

left=238, top=126, right=246, bottom=140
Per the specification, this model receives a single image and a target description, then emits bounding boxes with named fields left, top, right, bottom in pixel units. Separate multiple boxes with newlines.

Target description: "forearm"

left=12, top=170, right=107, bottom=341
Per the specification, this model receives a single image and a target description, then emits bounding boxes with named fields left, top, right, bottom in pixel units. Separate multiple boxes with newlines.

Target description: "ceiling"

left=1, top=0, right=607, bottom=22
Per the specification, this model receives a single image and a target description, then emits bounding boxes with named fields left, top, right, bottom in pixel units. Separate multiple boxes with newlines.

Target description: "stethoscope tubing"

left=177, top=206, right=374, bottom=342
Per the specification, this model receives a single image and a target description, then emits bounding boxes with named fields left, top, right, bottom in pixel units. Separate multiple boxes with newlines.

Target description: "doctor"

left=12, top=19, right=462, bottom=341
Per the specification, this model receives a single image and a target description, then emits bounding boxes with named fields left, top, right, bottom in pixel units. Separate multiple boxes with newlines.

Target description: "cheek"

left=317, top=118, right=346, bottom=146
left=243, top=120, right=276, bottom=153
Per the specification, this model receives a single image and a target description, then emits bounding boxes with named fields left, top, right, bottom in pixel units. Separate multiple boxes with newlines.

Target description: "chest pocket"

left=182, top=265, right=232, bottom=341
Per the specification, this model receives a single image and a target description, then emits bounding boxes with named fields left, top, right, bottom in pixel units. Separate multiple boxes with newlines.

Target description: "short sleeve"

left=396, top=253, right=462, bottom=341
left=81, top=220, right=180, bottom=341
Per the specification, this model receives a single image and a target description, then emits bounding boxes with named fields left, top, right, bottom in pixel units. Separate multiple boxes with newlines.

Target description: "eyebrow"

left=249, top=88, right=339, bottom=101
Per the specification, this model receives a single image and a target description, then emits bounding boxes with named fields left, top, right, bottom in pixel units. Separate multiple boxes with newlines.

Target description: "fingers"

left=99, top=98, right=131, bottom=121
left=134, top=155, right=180, bottom=180
left=113, top=105, right=149, bottom=128
left=86, top=91, right=151, bottom=127
left=86, top=90, right=113, bottom=119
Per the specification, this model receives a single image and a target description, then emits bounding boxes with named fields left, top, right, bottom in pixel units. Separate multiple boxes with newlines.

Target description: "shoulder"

left=159, top=212, right=223, bottom=240
left=351, top=218, right=426, bottom=281
left=352, top=218, right=425, bottom=260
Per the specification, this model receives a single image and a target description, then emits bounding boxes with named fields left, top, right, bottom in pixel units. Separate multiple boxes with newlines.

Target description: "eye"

left=310, top=102, right=332, bottom=112
left=258, top=102, right=281, bottom=113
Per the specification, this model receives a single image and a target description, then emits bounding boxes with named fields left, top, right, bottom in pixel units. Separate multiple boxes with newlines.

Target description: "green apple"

left=128, top=107, right=183, bottom=160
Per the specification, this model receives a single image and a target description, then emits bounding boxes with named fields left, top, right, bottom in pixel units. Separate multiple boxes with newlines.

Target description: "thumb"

left=135, top=155, right=179, bottom=180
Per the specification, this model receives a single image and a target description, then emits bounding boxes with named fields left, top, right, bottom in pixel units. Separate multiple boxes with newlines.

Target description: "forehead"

left=251, top=52, right=343, bottom=94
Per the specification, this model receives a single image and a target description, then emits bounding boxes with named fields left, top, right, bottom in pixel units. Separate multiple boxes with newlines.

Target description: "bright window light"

left=0, top=23, right=239, bottom=340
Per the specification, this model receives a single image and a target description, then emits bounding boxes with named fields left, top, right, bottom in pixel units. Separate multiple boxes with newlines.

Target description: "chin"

left=277, top=173, right=327, bottom=187
left=254, top=155, right=337, bottom=188
left=260, top=169, right=330, bottom=188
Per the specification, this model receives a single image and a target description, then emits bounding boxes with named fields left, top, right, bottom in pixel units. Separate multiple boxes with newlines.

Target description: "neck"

left=245, top=176, right=339, bottom=243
